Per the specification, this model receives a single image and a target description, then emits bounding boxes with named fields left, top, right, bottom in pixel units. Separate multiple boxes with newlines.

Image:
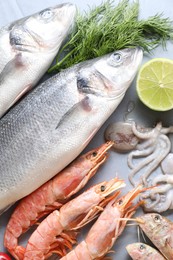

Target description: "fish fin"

left=56, top=96, right=92, bottom=129
left=0, top=53, right=26, bottom=83
left=14, top=246, right=25, bottom=260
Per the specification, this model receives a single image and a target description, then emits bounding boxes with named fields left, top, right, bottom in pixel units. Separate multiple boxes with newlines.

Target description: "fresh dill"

left=49, top=0, right=173, bottom=73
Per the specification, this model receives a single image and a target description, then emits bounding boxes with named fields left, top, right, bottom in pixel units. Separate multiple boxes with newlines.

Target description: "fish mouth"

left=124, top=47, right=143, bottom=69
left=135, top=216, right=145, bottom=224
left=126, top=244, right=134, bottom=254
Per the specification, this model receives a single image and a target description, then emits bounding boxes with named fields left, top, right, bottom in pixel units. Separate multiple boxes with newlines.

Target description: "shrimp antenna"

left=116, top=217, right=138, bottom=222
left=116, top=217, right=144, bottom=228
left=126, top=223, right=139, bottom=226
left=117, top=217, right=144, bottom=224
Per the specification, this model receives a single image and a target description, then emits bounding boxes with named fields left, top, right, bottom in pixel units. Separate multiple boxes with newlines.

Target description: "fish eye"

left=113, top=52, right=122, bottom=63
left=10, top=35, right=21, bottom=46
left=118, top=199, right=123, bottom=205
left=153, top=214, right=161, bottom=222
left=100, top=185, right=106, bottom=192
left=109, top=52, right=123, bottom=67
left=139, top=244, right=145, bottom=250
left=39, top=8, right=53, bottom=19
left=92, top=151, right=97, bottom=157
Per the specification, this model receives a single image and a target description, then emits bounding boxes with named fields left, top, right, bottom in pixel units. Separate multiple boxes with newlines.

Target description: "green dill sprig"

left=49, top=0, right=173, bottom=73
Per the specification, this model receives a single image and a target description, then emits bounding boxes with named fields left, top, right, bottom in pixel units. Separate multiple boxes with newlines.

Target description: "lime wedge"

left=136, top=58, right=173, bottom=111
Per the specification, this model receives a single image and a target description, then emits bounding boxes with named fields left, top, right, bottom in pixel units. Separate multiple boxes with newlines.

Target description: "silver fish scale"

left=0, top=69, right=78, bottom=191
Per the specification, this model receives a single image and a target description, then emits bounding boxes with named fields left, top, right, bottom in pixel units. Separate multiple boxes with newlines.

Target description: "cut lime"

left=136, top=58, right=173, bottom=111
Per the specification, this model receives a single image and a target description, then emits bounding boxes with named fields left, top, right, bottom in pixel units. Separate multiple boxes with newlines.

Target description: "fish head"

left=136, top=213, right=170, bottom=236
left=126, top=243, right=152, bottom=259
left=92, top=47, right=143, bottom=98
left=10, top=3, right=76, bottom=52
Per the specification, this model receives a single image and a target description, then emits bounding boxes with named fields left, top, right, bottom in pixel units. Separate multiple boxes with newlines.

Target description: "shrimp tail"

left=3, top=228, right=25, bottom=260
left=15, top=246, right=25, bottom=260
left=8, top=245, right=25, bottom=260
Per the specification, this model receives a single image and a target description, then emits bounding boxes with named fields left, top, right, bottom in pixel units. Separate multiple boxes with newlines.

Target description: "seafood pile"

left=1, top=1, right=173, bottom=260
left=0, top=2, right=145, bottom=259
left=2, top=140, right=146, bottom=259
left=3, top=148, right=145, bottom=259
left=105, top=121, right=173, bottom=213
left=3, top=142, right=114, bottom=259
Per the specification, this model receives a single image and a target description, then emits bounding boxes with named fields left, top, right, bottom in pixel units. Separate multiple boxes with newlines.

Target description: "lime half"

left=136, top=58, right=173, bottom=111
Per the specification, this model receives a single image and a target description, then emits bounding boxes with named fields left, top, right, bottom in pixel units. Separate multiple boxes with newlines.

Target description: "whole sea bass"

left=0, top=3, right=76, bottom=118
left=0, top=47, right=143, bottom=214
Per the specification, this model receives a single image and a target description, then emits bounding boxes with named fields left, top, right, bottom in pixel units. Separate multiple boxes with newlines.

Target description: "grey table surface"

left=0, top=0, right=173, bottom=259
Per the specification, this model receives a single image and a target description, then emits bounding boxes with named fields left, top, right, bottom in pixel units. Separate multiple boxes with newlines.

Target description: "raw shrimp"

left=137, top=213, right=173, bottom=260
left=126, top=242, right=166, bottom=260
left=4, top=141, right=113, bottom=260
left=23, top=177, right=125, bottom=259
left=60, top=185, right=144, bottom=260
